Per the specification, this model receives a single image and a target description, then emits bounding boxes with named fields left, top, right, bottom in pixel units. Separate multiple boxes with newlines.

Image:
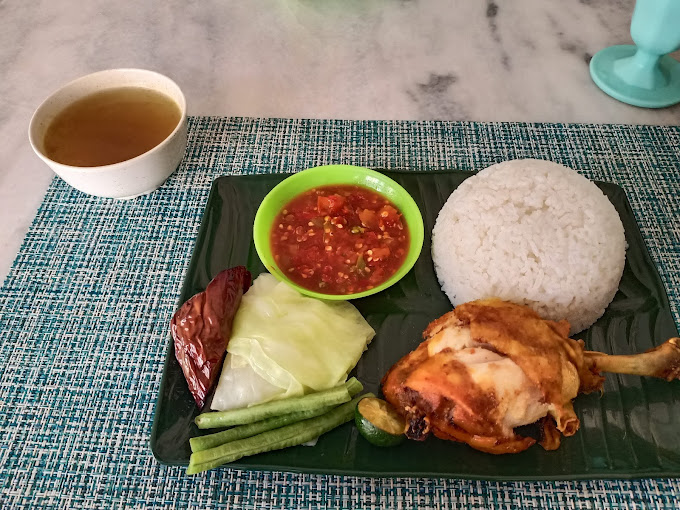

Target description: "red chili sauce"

left=271, top=185, right=410, bottom=295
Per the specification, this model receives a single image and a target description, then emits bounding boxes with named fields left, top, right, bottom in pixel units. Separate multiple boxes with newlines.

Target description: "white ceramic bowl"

left=28, top=68, right=187, bottom=199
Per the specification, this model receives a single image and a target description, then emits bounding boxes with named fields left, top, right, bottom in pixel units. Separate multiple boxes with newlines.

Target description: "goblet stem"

left=589, top=0, right=680, bottom=107
left=613, top=48, right=667, bottom=89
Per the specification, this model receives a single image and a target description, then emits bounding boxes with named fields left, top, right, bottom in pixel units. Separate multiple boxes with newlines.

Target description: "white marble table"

left=1, top=0, right=678, bottom=283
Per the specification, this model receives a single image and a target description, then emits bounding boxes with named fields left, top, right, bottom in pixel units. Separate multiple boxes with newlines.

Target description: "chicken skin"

left=381, top=298, right=680, bottom=454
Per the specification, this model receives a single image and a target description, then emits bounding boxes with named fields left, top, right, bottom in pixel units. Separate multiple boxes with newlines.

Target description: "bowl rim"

left=27, top=68, right=187, bottom=174
left=253, top=164, right=425, bottom=300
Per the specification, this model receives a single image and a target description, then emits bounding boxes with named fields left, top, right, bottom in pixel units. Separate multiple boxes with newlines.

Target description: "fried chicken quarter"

left=381, top=298, right=680, bottom=454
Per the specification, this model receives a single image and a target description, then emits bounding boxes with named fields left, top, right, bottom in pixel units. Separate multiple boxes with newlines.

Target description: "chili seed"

left=325, top=246, right=332, bottom=251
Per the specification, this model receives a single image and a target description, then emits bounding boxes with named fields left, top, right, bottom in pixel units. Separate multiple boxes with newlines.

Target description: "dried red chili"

left=171, top=266, right=252, bottom=408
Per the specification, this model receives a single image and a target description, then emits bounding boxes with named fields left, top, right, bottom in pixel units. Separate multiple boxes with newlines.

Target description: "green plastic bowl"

left=253, top=165, right=424, bottom=300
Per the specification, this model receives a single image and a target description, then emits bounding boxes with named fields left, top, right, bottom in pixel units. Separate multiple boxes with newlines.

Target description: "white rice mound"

left=431, top=159, right=626, bottom=334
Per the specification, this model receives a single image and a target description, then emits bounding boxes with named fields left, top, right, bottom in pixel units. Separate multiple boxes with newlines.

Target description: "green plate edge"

left=150, top=169, right=680, bottom=480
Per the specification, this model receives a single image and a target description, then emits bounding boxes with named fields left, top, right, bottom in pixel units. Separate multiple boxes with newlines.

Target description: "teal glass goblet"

left=590, top=0, right=680, bottom=108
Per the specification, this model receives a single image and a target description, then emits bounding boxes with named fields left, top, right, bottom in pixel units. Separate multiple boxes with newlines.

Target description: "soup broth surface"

left=43, top=86, right=181, bottom=167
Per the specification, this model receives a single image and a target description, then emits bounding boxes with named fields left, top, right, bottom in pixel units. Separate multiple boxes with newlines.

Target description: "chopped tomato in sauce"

left=271, top=185, right=410, bottom=295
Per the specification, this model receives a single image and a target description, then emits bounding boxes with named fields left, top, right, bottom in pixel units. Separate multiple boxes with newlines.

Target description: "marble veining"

left=485, top=1, right=512, bottom=70
left=1, top=0, right=679, bottom=282
left=407, top=73, right=468, bottom=119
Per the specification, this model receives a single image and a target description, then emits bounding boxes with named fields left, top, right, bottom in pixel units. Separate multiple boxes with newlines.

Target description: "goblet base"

left=590, top=45, right=680, bottom=108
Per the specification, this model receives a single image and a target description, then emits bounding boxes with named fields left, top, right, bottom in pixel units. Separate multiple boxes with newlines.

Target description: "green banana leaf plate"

left=150, top=170, right=680, bottom=480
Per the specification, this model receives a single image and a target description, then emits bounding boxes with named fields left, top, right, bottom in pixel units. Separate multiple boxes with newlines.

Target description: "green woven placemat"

left=1, top=117, right=679, bottom=509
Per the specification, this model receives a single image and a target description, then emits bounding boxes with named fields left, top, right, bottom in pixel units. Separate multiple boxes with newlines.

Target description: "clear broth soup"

left=43, top=86, right=181, bottom=167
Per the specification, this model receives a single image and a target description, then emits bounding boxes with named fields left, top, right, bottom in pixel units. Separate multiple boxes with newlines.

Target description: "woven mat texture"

left=1, top=117, right=679, bottom=509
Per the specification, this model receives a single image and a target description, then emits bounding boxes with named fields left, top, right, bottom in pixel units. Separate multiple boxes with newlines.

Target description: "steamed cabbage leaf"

left=211, top=274, right=375, bottom=411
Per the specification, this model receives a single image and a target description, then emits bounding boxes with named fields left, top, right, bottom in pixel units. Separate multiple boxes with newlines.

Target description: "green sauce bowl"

left=253, top=165, right=424, bottom=300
